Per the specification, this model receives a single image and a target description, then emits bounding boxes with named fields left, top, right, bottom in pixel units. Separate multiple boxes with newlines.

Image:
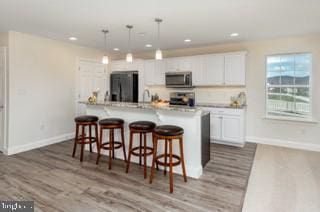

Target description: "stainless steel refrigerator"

left=110, top=71, right=139, bottom=102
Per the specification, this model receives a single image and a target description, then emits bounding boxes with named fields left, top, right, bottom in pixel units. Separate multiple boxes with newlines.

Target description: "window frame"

left=265, top=52, right=313, bottom=122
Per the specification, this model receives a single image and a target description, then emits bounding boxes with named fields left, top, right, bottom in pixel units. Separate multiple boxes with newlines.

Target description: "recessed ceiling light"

left=230, top=33, right=239, bottom=37
left=184, top=39, right=191, bottom=43
left=69, top=37, right=77, bottom=41
left=145, top=44, right=152, bottom=48
left=113, top=48, right=119, bottom=51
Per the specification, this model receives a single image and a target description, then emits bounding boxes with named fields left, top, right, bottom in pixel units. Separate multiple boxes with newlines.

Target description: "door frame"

left=0, top=47, right=7, bottom=153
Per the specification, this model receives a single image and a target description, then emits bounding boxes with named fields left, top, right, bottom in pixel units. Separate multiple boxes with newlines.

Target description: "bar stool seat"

left=150, top=125, right=187, bottom=193
left=74, top=115, right=99, bottom=123
left=126, top=121, right=156, bottom=178
left=153, top=125, right=184, bottom=136
left=129, top=121, right=156, bottom=131
left=99, top=118, right=124, bottom=125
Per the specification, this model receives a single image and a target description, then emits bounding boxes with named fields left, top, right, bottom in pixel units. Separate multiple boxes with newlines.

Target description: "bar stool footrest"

left=131, top=146, right=153, bottom=157
left=100, top=141, right=122, bottom=150
left=156, top=154, right=181, bottom=167
left=76, top=136, right=97, bottom=145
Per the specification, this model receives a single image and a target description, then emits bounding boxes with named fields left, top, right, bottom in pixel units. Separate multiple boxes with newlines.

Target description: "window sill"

left=263, top=116, right=318, bottom=124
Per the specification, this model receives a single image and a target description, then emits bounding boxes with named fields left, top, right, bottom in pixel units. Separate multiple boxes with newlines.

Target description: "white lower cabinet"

left=203, top=107, right=246, bottom=147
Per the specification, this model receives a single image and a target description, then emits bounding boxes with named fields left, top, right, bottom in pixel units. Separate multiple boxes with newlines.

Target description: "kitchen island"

left=81, top=101, right=210, bottom=179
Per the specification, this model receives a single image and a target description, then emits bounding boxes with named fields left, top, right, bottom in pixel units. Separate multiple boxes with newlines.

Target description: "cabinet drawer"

left=202, top=107, right=244, bottom=116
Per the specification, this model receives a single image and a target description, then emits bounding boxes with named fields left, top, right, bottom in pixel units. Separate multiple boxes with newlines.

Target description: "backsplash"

left=147, top=86, right=245, bottom=104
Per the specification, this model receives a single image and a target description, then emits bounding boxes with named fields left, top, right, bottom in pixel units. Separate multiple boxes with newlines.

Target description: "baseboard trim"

left=246, top=136, right=320, bottom=152
left=5, top=133, right=74, bottom=156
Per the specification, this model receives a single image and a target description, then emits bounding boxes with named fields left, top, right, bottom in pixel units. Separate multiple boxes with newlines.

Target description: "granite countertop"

left=80, top=101, right=246, bottom=112
left=80, top=101, right=200, bottom=113
left=196, top=102, right=247, bottom=109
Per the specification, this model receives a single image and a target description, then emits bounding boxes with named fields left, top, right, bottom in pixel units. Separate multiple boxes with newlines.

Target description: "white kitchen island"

left=82, top=101, right=210, bottom=179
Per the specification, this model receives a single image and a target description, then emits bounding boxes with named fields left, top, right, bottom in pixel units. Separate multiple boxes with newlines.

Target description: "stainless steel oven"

left=165, top=72, right=192, bottom=88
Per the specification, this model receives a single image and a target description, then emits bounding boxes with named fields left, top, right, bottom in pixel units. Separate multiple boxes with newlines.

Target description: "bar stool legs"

left=95, top=118, right=127, bottom=170
left=179, top=137, right=187, bottom=182
left=72, top=123, right=79, bottom=158
left=72, top=115, right=99, bottom=162
left=126, top=131, right=153, bottom=179
left=121, top=126, right=127, bottom=162
left=149, top=134, right=158, bottom=184
left=126, top=121, right=156, bottom=179
left=149, top=125, right=187, bottom=193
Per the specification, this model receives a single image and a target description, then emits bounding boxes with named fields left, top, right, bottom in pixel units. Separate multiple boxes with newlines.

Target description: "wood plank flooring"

left=0, top=141, right=256, bottom=212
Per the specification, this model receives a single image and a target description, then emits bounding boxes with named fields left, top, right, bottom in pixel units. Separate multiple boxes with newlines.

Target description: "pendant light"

left=155, top=18, right=163, bottom=60
left=126, top=25, right=133, bottom=63
left=102, top=29, right=109, bottom=64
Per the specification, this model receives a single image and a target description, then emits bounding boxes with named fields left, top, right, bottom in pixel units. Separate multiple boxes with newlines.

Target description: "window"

left=266, top=53, right=312, bottom=120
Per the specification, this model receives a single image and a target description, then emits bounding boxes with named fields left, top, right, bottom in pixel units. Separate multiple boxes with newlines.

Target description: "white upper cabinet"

left=144, top=59, right=155, bottom=85
left=224, top=52, right=246, bottom=85
left=110, top=60, right=141, bottom=72
left=145, top=59, right=166, bottom=86
left=118, top=51, right=246, bottom=87
left=205, top=54, right=225, bottom=85
left=193, top=54, right=225, bottom=86
left=165, top=57, right=193, bottom=73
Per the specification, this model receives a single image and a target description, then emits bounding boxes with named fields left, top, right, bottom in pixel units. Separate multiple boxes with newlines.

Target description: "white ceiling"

left=0, top=0, right=319, bottom=53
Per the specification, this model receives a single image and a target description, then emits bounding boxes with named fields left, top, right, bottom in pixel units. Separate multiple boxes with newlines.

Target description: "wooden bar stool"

left=126, top=121, right=156, bottom=178
left=72, top=115, right=99, bottom=162
left=96, top=118, right=127, bottom=170
left=150, top=125, right=187, bottom=193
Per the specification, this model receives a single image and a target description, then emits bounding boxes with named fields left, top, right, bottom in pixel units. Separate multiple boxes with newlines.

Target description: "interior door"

left=77, top=60, right=107, bottom=115
left=0, top=47, right=6, bottom=152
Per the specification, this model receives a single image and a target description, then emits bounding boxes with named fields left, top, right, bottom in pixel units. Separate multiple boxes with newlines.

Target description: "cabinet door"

left=154, top=60, right=166, bottom=85
left=165, top=58, right=179, bottom=72
left=221, top=115, right=241, bottom=143
left=178, top=57, right=193, bottom=72
left=211, top=114, right=222, bottom=140
left=192, top=56, right=206, bottom=86
left=205, top=54, right=224, bottom=85
left=224, top=53, right=246, bottom=85
left=144, top=60, right=155, bottom=86
left=110, top=61, right=127, bottom=71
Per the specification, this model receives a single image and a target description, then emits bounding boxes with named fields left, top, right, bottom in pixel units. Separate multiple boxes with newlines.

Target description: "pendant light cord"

left=157, top=21, right=160, bottom=49
left=104, top=32, right=107, bottom=53
left=128, top=27, right=131, bottom=53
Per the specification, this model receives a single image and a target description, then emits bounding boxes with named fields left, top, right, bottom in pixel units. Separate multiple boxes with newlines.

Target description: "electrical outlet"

left=40, top=124, right=45, bottom=131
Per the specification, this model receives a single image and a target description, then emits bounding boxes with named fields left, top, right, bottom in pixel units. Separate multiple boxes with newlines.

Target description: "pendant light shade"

left=102, top=29, right=109, bottom=64
left=155, top=49, right=162, bottom=60
left=102, top=55, right=109, bottom=64
left=126, top=53, right=133, bottom=63
left=155, top=18, right=163, bottom=60
left=126, top=25, right=133, bottom=63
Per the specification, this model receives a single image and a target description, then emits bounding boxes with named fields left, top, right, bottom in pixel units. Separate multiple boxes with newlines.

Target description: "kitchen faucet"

left=104, top=91, right=109, bottom=103
left=143, top=88, right=150, bottom=105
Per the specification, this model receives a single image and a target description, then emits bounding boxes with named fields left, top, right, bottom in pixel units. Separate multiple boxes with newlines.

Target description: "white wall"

left=130, top=35, right=320, bottom=151
left=0, top=32, right=9, bottom=46
left=6, top=31, right=104, bottom=154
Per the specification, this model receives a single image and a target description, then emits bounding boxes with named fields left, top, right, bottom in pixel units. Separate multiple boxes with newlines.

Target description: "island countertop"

left=80, top=101, right=245, bottom=113
left=80, top=101, right=201, bottom=113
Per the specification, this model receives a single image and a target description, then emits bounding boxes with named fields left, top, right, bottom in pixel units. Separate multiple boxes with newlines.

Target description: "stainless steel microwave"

left=165, top=72, right=193, bottom=88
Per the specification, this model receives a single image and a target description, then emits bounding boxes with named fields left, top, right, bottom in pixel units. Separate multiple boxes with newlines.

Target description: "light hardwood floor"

left=0, top=141, right=256, bottom=212
left=243, top=144, right=320, bottom=212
